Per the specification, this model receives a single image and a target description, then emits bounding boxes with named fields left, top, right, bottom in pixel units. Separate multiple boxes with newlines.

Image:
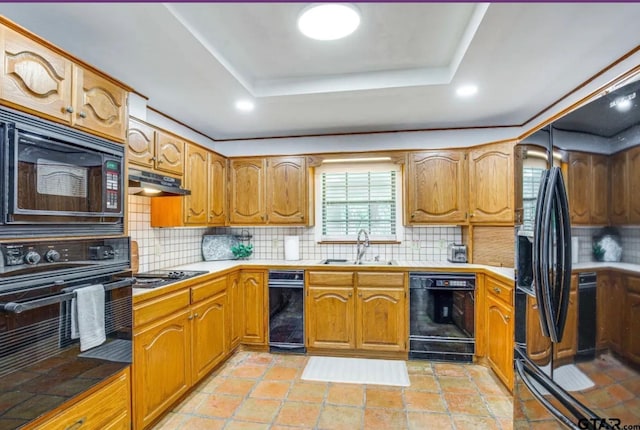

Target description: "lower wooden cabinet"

left=306, top=271, right=407, bottom=353
left=240, top=270, right=267, bottom=345
left=483, top=275, right=514, bottom=390
left=554, top=275, right=578, bottom=361
left=31, top=367, right=131, bottom=430
left=133, top=276, right=233, bottom=429
left=228, top=271, right=243, bottom=349
left=624, top=276, right=640, bottom=364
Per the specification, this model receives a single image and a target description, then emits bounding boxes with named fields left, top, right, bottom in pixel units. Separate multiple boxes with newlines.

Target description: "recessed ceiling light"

left=609, top=92, right=635, bottom=112
left=297, top=3, right=361, bottom=41
left=235, top=100, right=255, bottom=112
left=456, top=85, right=478, bottom=98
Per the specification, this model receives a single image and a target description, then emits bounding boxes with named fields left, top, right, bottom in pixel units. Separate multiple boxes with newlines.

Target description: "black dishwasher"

left=577, top=272, right=597, bottom=360
left=268, top=270, right=305, bottom=354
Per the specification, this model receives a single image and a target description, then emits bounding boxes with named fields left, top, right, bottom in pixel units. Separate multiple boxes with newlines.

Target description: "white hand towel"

left=71, top=284, right=106, bottom=352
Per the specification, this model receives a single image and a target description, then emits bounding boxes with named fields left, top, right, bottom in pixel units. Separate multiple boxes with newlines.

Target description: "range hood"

left=128, top=168, right=191, bottom=197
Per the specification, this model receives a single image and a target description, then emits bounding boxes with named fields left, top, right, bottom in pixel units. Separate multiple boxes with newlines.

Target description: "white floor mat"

left=301, top=356, right=410, bottom=387
left=532, top=363, right=594, bottom=395
left=553, top=364, right=595, bottom=392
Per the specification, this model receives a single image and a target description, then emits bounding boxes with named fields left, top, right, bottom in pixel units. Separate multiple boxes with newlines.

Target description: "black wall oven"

left=0, top=106, right=124, bottom=238
left=0, top=237, right=132, bottom=429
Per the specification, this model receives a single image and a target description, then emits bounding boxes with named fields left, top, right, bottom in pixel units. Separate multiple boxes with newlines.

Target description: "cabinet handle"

left=358, top=293, right=362, bottom=297
left=78, top=111, right=87, bottom=119
left=188, top=314, right=194, bottom=320
left=505, top=315, right=511, bottom=322
left=65, top=418, right=85, bottom=430
left=194, top=313, right=199, bottom=318
left=493, top=287, right=501, bottom=294
left=348, top=292, right=352, bottom=297
left=65, top=106, right=74, bottom=113
left=411, top=213, right=415, bottom=218
left=157, top=159, right=163, bottom=164
left=470, top=212, right=475, bottom=217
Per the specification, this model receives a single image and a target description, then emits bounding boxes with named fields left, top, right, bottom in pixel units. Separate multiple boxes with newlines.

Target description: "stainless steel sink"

left=319, top=259, right=398, bottom=266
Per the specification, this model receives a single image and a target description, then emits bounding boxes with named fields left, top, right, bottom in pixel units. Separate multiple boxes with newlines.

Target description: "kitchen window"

left=315, top=162, right=403, bottom=242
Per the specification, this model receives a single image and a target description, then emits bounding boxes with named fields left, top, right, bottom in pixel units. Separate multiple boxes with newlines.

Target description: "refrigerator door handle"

left=533, top=169, right=552, bottom=337
left=515, top=355, right=599, bottom=429
left=551, top=169, right=572, bottom=343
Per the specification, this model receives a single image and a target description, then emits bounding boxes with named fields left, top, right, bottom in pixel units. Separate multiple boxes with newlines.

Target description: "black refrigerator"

left=514, top=71, right=640, bottom=429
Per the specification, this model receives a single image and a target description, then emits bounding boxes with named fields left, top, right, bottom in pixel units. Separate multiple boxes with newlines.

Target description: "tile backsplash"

left=128, top=196, right=463, bottom=271
left=571, top=226, right=640, bottom=265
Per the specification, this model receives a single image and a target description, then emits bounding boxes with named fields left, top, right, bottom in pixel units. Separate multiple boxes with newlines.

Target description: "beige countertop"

left=133, top=259, right=515, bottom=297
left=572, top=261, right=640, bottom=274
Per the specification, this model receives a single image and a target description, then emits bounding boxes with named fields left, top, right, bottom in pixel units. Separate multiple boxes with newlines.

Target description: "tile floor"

left=152, top=351, right=513, bottom=430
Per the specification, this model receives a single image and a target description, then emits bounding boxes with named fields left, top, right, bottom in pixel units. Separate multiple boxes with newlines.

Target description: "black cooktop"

left=132, top=270, right=208, bottom=288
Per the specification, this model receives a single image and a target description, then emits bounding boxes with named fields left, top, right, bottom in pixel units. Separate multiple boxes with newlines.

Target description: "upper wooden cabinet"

left=405, top=150, right=468, bottom=224
left=610, top=150, right=628, bottom=224
left=229, top=158, right=267, bottom=224
left=209, top=152, right=227, bottom=225
left=567, top=152, right=608, bottom=225
left=156, top=131, right=185, bottom=176
left=468, top=142, right=515, bottom=224
left=229, top=156, right=310, bottom=225
left=0, top=26, right=128, bottom=142
left=267, top=156, right=309, bottom=224
left=184, top=143, right=209, bottom=225
left=627, top=146, right=640, bottom=224
left=127, top=118, right=156, bottom=169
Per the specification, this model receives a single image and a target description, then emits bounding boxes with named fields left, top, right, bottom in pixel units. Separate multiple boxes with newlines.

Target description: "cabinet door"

left=469, top=142, right=514, bottom=224
left=192, top=292, right=227, bottom=381
left=0, top=27, right=73, bottom=122
left=356, top=287, right=406, bottom=352
left=624, top=276, right=640, bottom=364
left=554, top=288, right=577, bottom=361
left=241, top=270, right=266, bottom=345
left=266, top=156, right=308, bottom=224
left=486, top=294, right=514, bottom=390
left=73, top=66, right=127, bottom=142
left=568, top=152, right=591, bottom=224
left=627, top=147, right=640, bottom=224
left=526, top=295, right=552, bottom=365
left=406, top=150, right=468, bottom=223
left=609, top=274, right=624, bottom=354
left=590, top=154, right=609, bottom=224
left=596, top=272, right=612, bottom=349
left=156, top=131, right=185, bottom=176
left=229, top=158, right=267, bottom=224
left=208, top=152, right=227, bottom=225
left=184, top=143, right=209, bottom=225
left=127, top=118, right=156, bottom=169
left=307, top=286, right=355, bottom=349
left=610, top=151, right=628, bottom=224
left=133, top=310, right=191, bottom=430
left=228, top=272, right=242, bottom=349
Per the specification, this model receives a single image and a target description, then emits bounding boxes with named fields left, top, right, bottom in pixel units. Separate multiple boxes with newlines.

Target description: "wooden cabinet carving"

left=468, top=142, right=515, bottom=224
left=483, top=275, right=514, bottom=390
left=192, top=292, right=227, bottom=381
left=0, top=27, right=128, bottom=141
left=155, top=131, right=185, bottom=176
left=240, top=270, right=267, bottom=345
left=307, top=285, right=355, bottom=349
left=127, top=118, right=156, bottom=169
left=406, top=150, right=468, bottom=224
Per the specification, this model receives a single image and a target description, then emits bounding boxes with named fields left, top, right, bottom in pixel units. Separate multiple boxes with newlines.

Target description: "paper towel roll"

left=571, top=237, right=579, bottom=264
left=284, top=236, right=300, bottom=261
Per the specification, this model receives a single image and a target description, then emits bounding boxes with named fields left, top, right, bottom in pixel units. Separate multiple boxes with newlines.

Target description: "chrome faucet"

left=355, top=229, right=370, bottom=264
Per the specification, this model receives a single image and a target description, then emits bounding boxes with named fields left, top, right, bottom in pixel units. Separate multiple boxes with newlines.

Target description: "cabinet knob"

left=348, top=292, right=353, bottom=297
left=149, top=157, right=156, bottom=162
left=188, top=315, right=194, bottom=320
left=78, top=111, right=87, bottom=119
left=411, top=213, right=415, bottom=218
left=470, top=212, right=475, bottom=217
left=505, top=315, right=511, bottom=322
left=65, top=106, right=74, bottom=113
left=358, top=293, right=362, bottom=297
left=493, top=287, right=501, bottom=294
left=194, top=313, right=199, bottom=318
left=65, top=417, right=85, bottom=430
left=157, top=159, right=163, bottom=164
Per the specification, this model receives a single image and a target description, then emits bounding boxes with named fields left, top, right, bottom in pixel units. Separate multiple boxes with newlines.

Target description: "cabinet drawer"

left=33, top=368, right=130, bottom=430
left=134, top=289, right=190, bottom=328
left=486, top=276, right=513, bottom=306
left=307, top=271, right=354, bottom=286
left=357, top=272, right=404, bottom=288
left=191, top=276, right=226, bottom=303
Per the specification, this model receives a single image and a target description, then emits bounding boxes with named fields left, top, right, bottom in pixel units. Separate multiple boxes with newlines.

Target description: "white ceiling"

left=2, top=3, right=640, bottom=141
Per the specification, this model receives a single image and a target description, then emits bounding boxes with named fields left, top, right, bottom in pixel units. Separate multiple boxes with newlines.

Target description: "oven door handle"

left=0, top=278, right=134, bottom=314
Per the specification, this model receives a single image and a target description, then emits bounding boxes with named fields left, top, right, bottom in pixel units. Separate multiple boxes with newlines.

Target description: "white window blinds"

left=320, top=169, right=398, bottom=240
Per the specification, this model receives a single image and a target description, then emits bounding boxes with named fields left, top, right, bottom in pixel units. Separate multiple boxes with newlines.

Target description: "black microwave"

left=0, top=106, right=125, bottom=238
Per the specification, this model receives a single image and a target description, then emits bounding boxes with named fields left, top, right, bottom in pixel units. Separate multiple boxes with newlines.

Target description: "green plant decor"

left=592, top=243, right=605, bottom=262
left=231, top=243, right=253, bottom=259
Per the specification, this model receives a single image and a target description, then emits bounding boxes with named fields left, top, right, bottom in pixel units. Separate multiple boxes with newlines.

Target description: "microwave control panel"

left=104, top=159, right=121, bottom=212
